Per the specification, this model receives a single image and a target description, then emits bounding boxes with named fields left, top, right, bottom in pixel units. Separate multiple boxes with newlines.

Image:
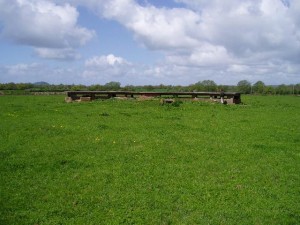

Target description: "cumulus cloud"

left=91, top=0, right=201, bottom=50
left=1, top=0, right=299, bottom=84
left=165, top=43, right=233, bottom=67
left=85, top=54, right=130, bottom=67
left=71, top=0, right=300, bottom=84
left=0, top=0, right=94, bottom=59
left=83, top=54, right=134, bottom=81
left=174, top=0, right=300, bottom=58
left=75, top=0, right=300, bottom=53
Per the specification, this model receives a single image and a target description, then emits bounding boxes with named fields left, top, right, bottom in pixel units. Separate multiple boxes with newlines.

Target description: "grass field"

left=1, top=95, right=299, bottom=224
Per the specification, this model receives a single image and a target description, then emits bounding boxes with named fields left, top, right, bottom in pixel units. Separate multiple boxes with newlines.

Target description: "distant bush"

left=0, top=81, right=299, bottom=95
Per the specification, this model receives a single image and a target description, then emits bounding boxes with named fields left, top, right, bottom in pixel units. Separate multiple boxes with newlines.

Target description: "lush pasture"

left=1, top=95, right=299, bottom=224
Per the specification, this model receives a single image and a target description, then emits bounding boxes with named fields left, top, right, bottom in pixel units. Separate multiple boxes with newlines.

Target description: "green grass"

left=1, top=95, right=299, bottom=224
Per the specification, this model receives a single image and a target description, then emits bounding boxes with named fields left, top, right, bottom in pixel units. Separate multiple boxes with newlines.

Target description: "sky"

left=0, top=0, right=299, bottom=86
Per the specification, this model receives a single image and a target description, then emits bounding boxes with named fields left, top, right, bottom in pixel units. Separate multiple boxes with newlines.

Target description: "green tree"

left=70, top=84, right=87, bottom=91
left=5, top=82, right=17, bottom=90
left=237, top=80, right=251, bottom=94
left=89, top=84, right=103, bottom=91
left=201, top=80, right=217, bottom=92
left=253, top=81, right=266, bottom=94
left=104, top=81, right=121, bottom=90
left=144, top=85, right=154, bottom=91
left=218, top=85, right=229, bottom=92
left=123, top=85, right=135, bottom=91
left=276, top=84, right=289, bottom=95
left=188, top=80, right=218, bottom=92
left=264, top=86, right=276, bottom=95
left=294, top=83, right=300, bottom=95
left=189, top=82, right=204, bottom=91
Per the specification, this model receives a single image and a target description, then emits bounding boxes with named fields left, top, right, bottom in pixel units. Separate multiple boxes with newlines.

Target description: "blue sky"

left=0, top=0, right=299, bottom=85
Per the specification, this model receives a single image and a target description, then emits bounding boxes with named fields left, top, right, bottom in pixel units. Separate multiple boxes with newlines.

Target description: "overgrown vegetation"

left=0, top=80, right=299, bottom=95
left=1, top=95, right=299, bottom=224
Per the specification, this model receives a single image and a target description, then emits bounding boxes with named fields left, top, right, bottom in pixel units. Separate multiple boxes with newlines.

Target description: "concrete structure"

left=66, top=91, right=242, bottom=104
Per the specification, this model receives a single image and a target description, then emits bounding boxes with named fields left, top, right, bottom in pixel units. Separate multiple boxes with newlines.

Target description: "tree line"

left=0, top=80, right=299, bottom=95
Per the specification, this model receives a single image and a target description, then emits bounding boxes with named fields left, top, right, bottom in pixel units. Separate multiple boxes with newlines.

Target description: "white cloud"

left=85, top=54, right=130, bottom=67
left=72, top=0, right=300, bottom=84
left=0, top=63, right=46, bottom=83
left=34, top=48, right=81, bottom=60
left=0, top=0, right=94, bottom=59
left=227, top=64, right=250, bottom=73
left=4, top=63, right=43, bottom=76
left=165, top=43, right=232, bottom=67
left=1, top=0, right=299, bottom=84
left=109, top=1, right=201, bottom=50
left=83, top=54, right=134, bottom=82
